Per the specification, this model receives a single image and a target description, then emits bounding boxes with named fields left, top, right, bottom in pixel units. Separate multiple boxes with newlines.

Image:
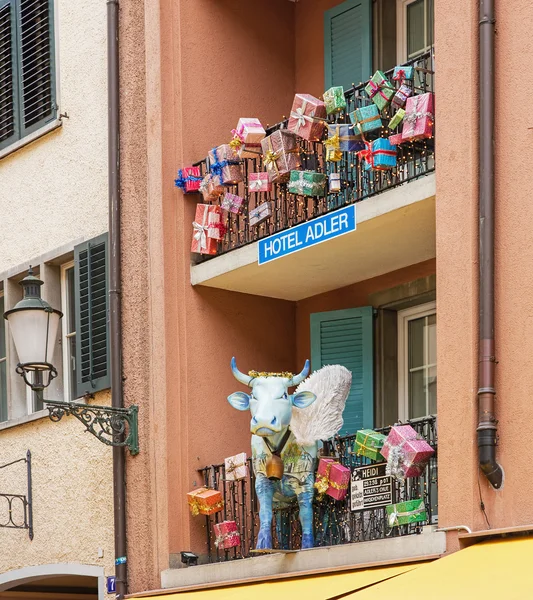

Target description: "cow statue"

left=228, top=357, right=352, bottom=550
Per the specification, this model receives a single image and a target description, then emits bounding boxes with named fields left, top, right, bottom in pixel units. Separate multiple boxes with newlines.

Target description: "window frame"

left=397, top=301, right=436, bottom=421
left=0, top=291, right=7, bottom=422
left=60, top=260, right=77, bottom=401
left=395, top=0, right=433, bottom=63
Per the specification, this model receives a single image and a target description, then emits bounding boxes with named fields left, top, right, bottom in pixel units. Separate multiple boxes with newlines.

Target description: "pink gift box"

left=315, top=458, right=350, bottom=501
left=389, top=133, right=403, bottom=146
left=199, top=174, right=224, bottom=201
left=191, top=204, right=223, bottom=255
left=248, top=172, right=272, bottom=193
left=224, top=452, right=248, bottom=481
left=261, top=130, right=301, bottom=183
left=208, top=144, right=244, bottom=185
left=402, top=93, right=434, bottom=142
left=221, top=193, right=244, bottom=215
left=288, top=93, right=327, bottom=141
left=391, top=84, right=412, bottom=110
left=381, top=425, right=435, bottom=479
left=235, top=118, right=266, bottom=144
left=213, top=520, right=241, bottom=550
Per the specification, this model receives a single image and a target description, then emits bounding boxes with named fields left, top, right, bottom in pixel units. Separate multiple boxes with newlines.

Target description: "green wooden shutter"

left=74, top=234, right=110, bottom=396
left=311, top=307, right=374, bottom=435
left=324, top=0, right=372, bottom=90
left=0, top=0, right=19, bottom=150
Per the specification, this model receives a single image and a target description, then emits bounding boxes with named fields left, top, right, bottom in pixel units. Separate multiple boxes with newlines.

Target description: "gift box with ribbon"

left=386, top=499, right=427, bottom=528
left=402, top=92, right=435, bottom=142
left=249, top=201, right=272, bottom=226
left=208, top=144, right=243, bottom=185
left=314, top=458, right=350, bottom=501
left=261, top=130, right=301, bottom=183
left=288, top=93, right=327, bottom=141
left=221, top=193, right=245, bottom=215
left=174, top=166, right=202, bottom=193
left=359, top=138, right=397, bottom=171
left=230, top=118, right=265, bottom=159
left=323, top=86, right=346, bottom=115
left=350, top=104, right=383, bottom=135
left=224, top=452, right=248, bottom=481
left=365, top=70, right=395, bottom=111
left=393, top=65, right=415, bottom=82
left=392, top=84, right=412, bottom=110
left=288, top=170, right=327, bottom=197
left=329, top=172, right=341, bottom=193
left=248, top=172, right=272, bottom=193
left=187, top=487, right=224, bottom=516
left=389, top=109, right=406, bottom=130
left=354, top=429, right=387, bottom=461
left=389, top=133, right=404, bottom=146
left=199, top=174, right=223, bottom=202
left=326, top=124, right=364, bottom=158
left=191, top=204, right=223, bottom=255
left=381, top=424, right=435, bottom=480
left=213, top=520, right=241, bottom=550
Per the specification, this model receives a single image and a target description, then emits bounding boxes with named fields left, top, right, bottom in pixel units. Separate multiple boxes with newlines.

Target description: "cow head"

left=228, top=357, right=316, bottom=437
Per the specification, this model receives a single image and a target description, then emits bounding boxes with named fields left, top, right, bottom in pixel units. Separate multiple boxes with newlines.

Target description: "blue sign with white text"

left=258, top=204, right=357, bottom=265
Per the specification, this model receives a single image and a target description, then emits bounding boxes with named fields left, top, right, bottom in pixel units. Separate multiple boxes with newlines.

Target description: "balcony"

left=190, top=52, right=435, bottom=301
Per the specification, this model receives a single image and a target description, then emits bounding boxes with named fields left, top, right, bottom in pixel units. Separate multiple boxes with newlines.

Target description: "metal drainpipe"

left=108, top=0, right=128, bottom=597
left=477, top=0, right=503, bottom=490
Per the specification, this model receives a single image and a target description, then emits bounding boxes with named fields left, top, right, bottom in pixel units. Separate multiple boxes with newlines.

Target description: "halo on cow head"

left=230, top=357, right=310, bottom=388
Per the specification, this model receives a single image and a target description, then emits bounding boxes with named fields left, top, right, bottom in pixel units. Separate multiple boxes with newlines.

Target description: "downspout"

left=477, top=0, right=503, bottom=490
left=108, top=0, right=128, bottom=597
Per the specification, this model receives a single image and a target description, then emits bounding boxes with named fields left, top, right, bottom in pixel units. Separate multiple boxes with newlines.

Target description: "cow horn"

left=231, top=357, right=253, bottom=387
left=287, top=359, right=310, bottom=387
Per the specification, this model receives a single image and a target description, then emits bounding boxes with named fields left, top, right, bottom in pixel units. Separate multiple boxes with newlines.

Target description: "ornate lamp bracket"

left=45, top=397, right=139, bottom=455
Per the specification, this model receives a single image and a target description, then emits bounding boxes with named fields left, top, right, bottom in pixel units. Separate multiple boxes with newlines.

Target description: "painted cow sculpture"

left=228, top=357, right=318, bottom=549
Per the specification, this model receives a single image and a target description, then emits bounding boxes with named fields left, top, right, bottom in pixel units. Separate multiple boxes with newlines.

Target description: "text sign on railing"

left=350, top=462, right=393, bottom=512
left=258, top=204, right=357, bottom=265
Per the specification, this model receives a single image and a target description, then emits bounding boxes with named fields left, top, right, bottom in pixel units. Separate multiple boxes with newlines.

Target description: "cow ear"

left=228, top=392, right=251, bottom=411
left=291, top=391, right=316, bottom=409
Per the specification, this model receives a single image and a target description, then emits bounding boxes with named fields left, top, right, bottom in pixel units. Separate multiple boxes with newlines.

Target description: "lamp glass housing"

left=7, top=308, right=61, bottom=367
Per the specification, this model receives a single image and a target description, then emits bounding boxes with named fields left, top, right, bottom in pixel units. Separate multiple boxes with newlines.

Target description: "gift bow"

left=174, top=169, right=187, bottom=190
left=357, top=141, right=374, bottom=168
left=249, top=177, right=265, bottom=191
left=388, top=504, right=425, bottom=528
left=215, top=531, right=239, bottom=548
left=263, top=149, right=281, bottom=172
left=368, top=79, right=393, bottom=102
left=226, top=456, right=245, bottom=476
left=393, top=69, right=406, bottom=81
left=324, top=132, right=342, bottom=162
left=209, top=221, right=227, bottom=238
left=192, top=221, right=208, bottom=250
left=290, top=99, right=325, bottom=133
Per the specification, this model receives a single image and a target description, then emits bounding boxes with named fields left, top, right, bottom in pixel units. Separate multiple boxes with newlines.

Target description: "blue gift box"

left=326, top=124, right=365, bottom=153
left=393, top=65, right=414, bottom=81
left=369, top=138, right=397, bottom=170
left=350, top=105, right=382, bottom=135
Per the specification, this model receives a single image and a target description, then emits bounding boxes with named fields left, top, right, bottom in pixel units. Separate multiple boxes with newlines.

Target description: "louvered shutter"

left=324, top=0, right=372, bottom=90
left=311, top=307, right=374, bottom=435
left=0, top=0, right=19, bottom=150
left=74, top=234, right=110, bottom=396
left=17, top=0, right=55, bottom=136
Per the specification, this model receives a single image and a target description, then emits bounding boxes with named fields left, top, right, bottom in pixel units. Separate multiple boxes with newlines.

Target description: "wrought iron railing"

left=194, top=50, right=435, bottom=263
left=199, top=415, right=437, bottom=562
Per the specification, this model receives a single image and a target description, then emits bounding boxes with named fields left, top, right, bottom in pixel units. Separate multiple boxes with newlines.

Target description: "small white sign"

left=350, top=463, right=393, bottom=512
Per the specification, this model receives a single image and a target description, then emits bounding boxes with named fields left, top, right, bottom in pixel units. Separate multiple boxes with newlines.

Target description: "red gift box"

left=174, top=166, right=202, bottom=193
left=381, top=425, right=435, bottom=479
left=191, top=204, right=223, bottom=255
left=402, top=93, right=434, bottom=142
left=213, top=520, right=241, bottom=549
left=389, top=133, right=403, bottom=146
left=315, top=458, right=350, bottom=501
left=288, top=93, right=327, bottom=142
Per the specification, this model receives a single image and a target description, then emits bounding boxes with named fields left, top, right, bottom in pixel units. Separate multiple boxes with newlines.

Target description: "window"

left=396, top=0, right=434, bottom=62
left=0, top=293, right=7, bottom=422
left=398, top=302, right=436, bottom=420
left=61, top=262, right=77, bottom=401
left=0, top=0, right=56, bottom=152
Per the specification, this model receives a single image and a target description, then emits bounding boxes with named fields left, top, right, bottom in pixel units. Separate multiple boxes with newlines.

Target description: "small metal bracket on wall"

left=45, top=399, right=139, bottom=455
left=0, top=450, right=34, bottom=540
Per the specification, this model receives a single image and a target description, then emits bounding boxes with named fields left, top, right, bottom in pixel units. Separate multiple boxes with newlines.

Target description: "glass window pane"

left=407, top=0, right=425, bottom=57
left=0, top=360, right=7, bottom=422
left=428, top=365, right=437, bottom=414
left=426, top=0, right=434, bottom=46
left=408, top=317, right=425, bottom=368
left=69, top=336, right=77, bottom=401
left=409, top=369, right=426, bottom=418
left=427, top=313, right=437, bottom=364
left=67, top=267, right=75, bottom=334
left=0, top=296, right=5, bottom=358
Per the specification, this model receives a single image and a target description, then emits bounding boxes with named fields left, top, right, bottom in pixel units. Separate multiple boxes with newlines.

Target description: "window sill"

left=0, top=409, right=49, bottom=433
left=0, top=118, right=62, bottom=161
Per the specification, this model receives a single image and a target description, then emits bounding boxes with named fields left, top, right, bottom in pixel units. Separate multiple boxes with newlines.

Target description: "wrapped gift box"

left=213, top=520, right=241, bottom=549
left=389, top=109, right=406, bottom=130
left=249, top=201, right=272, bottom=226
left=381, top=424, right=435, bottom=479
left=393, top=65, right=415, bottom=82
left=389, top=133, right=404, bottom=145
left=261, top=130, right=301, bottom=183
left=288, top=170, right=327, bottom=197
left=350, top=104, right=382, bottom=135
left=326, top=124, right=364, bottom=153
left=248, top=172, right=272, bottom=193
left=315, top=458, right=350, bottom=501
left=224, top=452, right=248, bottom=481
left=221, top=193, right=244, bottom=215
left=288, top=93, right=327, bottom=141
left=365, top=70, right=395, bottom=111
left=402, top=93, right=435, bottom=142
left=354, top=429, right=387, bottom=461
left=369, top=138, right=397, bottom=170
left=200, top=174, right=221, bottom=202
left=386, top=499, right=427, bottom=528
left=208, top=144, right=243, bottom=185
left=231, top=118, right=265, bottom=159
left=392, top=84, right=412, bottom=110
left=187, top=487, right=224, bottom=516
left=329, top=172, right=341, bottom=193
left=323, top=86, right=346, bottom=115
left=174, top=166, right=202, bottom=193
left=191, top=204, right=223, bottom=255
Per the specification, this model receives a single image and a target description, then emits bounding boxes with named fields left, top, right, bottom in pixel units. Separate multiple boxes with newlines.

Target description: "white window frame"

left=397, top=301, right=436, bottom=421
left=61, top=261, right=78, bottom=402
left=0, top=291, right=6, bottom=420
left=396, top=0, right=433, bottom=64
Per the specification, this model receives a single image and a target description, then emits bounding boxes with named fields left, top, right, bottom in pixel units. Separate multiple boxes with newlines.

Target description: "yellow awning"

left=344, top=537, right=533, bottom=599
left=136, top=563, right=423, bottom=599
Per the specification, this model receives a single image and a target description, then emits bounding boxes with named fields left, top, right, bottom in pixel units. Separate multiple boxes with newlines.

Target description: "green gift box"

left=350, top=104, right=382, bottom=134
left=389, top=108, right=405, bottom=130
left=386, top=499, right=427, bottom=528
left=365, top=70, right=395, bottom=111
left=288, top=170, right=327, bottom=197
left=354, top=429, right=386, bottom=461
left=323, top=86, right=346, bottom=115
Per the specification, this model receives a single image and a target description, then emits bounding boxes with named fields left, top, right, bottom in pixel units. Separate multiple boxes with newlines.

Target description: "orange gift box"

left=187, top=487, right=224, bottom=516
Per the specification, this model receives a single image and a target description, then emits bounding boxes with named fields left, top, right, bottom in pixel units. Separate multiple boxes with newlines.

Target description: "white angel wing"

left=290, top=365, right=352, bottom=446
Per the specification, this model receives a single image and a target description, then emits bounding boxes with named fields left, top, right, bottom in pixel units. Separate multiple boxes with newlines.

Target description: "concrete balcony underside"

left=191, top=174, right=436, bottom=301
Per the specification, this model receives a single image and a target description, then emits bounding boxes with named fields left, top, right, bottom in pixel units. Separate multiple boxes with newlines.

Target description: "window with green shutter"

left=0, top=0, right=56, bottom=152
left=74, top=234, right=110, bottom=397
left=324, top=0, right=372, bottom=91
left=311, top=307, right=374, bottom=435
